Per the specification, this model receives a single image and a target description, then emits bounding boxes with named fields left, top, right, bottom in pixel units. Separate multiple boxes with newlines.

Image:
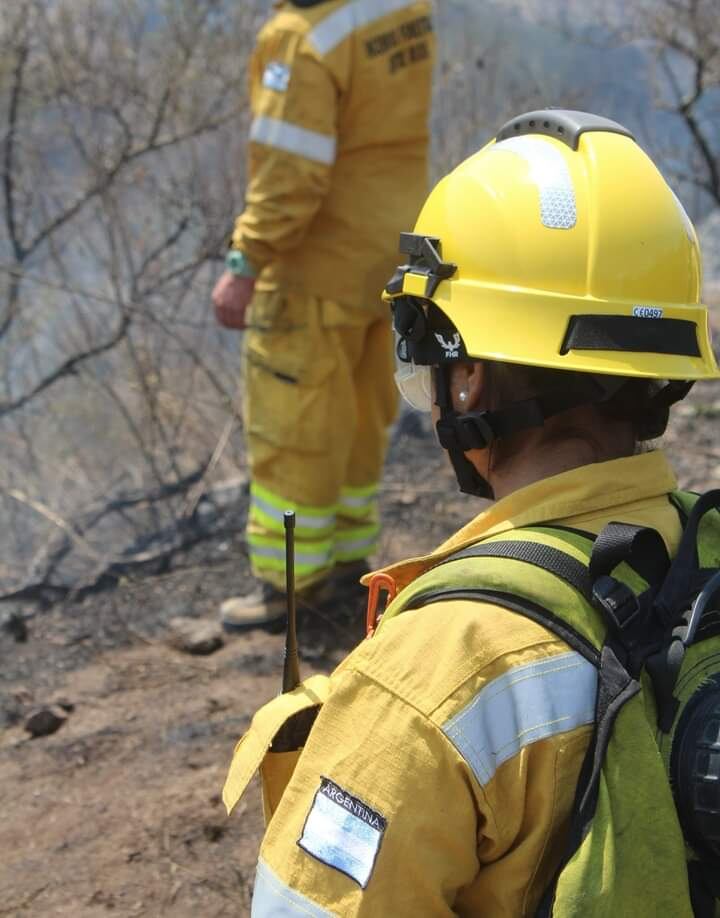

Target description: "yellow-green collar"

left=364, top=451, right=678, bottom=593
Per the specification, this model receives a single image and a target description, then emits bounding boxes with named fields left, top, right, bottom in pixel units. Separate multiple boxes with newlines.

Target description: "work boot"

left=220, top=579, right=332, bottom=633
left=220, top=583, right=287, bottom=633
left=220, top=563, right=372, bottom=634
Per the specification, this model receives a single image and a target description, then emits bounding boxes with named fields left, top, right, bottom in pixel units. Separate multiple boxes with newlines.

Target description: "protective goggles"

left=391, top=296, right=468, bottom=412
left=394, top=333, right=434, bottom=412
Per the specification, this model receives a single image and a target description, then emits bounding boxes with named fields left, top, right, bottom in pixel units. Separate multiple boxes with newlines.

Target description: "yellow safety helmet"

left=386, top=109, right=719, bottom=496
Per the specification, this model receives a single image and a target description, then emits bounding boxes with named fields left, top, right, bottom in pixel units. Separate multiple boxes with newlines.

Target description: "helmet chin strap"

left=433, top=366, right=630, bottom=499
left=434, top=366, right=495, bottom=498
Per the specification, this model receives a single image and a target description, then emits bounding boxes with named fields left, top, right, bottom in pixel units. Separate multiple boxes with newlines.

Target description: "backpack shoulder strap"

left=446, top=535, right=593, bottom=599
left=388, top=523, right=658, bottom=661
left=669, top=489, right=699, bottom=527
left=536, top=521, right=678, bottom=915
left=385, top=524, right=603, bottom=663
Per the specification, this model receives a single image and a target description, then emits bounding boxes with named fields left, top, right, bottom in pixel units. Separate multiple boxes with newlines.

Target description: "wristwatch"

left=226, top=249, right=257, bottom=278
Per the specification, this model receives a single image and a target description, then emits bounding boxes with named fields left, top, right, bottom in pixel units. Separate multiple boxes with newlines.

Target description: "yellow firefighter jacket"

left=231, top=0, right=435, bottom=311
left=224, top=449, right=709, bottom=916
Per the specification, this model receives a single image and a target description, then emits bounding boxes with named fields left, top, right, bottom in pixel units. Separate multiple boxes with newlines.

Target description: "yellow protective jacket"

left=225, top=450, right=702, bottom=916
left=232, top=0, right=435, bottom=311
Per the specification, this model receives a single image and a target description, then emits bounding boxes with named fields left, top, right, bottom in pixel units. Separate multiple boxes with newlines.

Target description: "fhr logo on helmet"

left=435, top=332, right=461, bottom=358
left=633, top=305, right=664, bottom=319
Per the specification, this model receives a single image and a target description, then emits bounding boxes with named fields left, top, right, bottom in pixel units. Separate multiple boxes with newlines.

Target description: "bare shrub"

left=0, top=0, right=265, bottom=599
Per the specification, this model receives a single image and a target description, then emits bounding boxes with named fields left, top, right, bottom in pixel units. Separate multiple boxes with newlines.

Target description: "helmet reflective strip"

left=442, top=650, right=596, bottom=786
left=494, top=136, right=577, bottom=230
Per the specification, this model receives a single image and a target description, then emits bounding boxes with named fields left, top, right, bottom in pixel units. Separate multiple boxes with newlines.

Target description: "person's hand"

left=212, top=271, right=256, bottom=330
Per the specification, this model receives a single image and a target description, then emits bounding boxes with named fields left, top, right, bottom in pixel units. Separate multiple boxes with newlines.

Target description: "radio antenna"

left=282, top=510, right=301, bottom=693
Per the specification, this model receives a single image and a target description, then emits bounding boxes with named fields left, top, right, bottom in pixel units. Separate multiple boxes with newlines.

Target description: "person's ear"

left=450, top=361, right=486, bottom=412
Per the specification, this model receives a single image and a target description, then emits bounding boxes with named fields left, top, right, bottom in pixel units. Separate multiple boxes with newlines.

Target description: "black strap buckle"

left=436, top=412, right=495, bottom=452
left=592, top=575, right=642, bottom=634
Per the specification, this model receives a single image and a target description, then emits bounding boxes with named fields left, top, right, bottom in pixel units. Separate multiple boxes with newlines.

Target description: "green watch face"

left=226, top=249, right=256, bottom=277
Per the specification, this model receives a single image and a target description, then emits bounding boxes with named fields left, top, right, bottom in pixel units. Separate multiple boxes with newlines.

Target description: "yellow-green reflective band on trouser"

left=247, top=482, right=380, bottom=584
left=247, top=533, right=335, bottom=578
left=335, top=523, right=380, bottom=562
left=338, top=484, right=379, bottom=522
left=249, top=483, right=336, bottom=539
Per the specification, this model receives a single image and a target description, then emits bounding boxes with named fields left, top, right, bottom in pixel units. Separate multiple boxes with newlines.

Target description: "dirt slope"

left=1, top=380, right=719, bottom=917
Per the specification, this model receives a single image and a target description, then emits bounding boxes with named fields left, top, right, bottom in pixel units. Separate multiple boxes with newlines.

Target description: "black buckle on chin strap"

left=436, top=412, right=495, bottom=452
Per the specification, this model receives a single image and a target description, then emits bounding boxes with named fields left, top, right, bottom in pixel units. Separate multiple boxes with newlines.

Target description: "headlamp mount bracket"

left=387, top=233, right=457, bottom=299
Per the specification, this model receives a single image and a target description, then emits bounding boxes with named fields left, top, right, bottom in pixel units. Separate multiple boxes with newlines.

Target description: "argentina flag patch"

left=298, top=777, right=387, bottom=888
left=262, top=61, right=291, bottom=93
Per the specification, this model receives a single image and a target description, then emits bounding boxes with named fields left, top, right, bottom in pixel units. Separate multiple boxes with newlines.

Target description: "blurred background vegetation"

left=0, top=0, right=718, bottom=608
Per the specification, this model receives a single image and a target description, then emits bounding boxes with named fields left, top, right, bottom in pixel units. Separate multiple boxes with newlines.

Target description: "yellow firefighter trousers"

left=241, top=289, right=398, bottom=589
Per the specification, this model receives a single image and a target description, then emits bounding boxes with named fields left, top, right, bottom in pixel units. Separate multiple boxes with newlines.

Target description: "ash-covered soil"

left=1, top=379, right=719, bottom=917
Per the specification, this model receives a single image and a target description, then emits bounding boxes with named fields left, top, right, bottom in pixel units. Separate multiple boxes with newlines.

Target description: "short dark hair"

left=485, top=361, right=670, bottom=442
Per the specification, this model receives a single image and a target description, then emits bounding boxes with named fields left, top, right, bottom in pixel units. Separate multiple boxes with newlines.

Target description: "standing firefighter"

left=213, top=0, right=435, bottom=629
left=223, top=111, right=720, bottom=916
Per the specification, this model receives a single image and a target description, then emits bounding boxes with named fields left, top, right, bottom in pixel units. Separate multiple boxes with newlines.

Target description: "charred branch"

left=0, top=463, right=247, bottom=608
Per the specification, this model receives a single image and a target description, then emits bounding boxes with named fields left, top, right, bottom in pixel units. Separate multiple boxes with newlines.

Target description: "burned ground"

left=1, top=380, right=719, bottom=916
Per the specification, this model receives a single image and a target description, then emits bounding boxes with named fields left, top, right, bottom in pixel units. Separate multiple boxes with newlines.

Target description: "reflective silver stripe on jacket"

left=309, top=0, right=422, bottom=56
left=250, top=115, right=336, bottom=165
left=442, top=651, right=597, bottom=786
left=252, top=859, right=336, bottom=917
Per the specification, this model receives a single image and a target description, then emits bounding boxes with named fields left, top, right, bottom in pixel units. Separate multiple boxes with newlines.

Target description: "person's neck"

left=489, top=427, right=635, bottom=500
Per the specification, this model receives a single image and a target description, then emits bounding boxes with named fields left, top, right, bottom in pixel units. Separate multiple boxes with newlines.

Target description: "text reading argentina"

left=320, top=778, right=386, bottom=831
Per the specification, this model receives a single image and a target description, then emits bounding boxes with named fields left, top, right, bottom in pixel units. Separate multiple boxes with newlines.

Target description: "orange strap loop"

left=365, top=573, right=397, bottom=638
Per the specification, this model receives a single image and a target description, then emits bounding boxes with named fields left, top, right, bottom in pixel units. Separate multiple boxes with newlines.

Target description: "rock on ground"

left=166, top=616, right=224, bottom=656
left=24, top=705, right=68, bottom=738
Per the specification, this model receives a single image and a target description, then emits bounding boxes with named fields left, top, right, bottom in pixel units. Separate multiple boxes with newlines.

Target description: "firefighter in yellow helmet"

left=212, top=0, right=435, bottom=628
left=223, top=111, right=720, bottom=915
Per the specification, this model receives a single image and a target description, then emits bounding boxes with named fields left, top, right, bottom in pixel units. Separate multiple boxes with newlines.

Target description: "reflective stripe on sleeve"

left=309, top=0, right=423, bottom=56
left=251, top=858, right=336, bottom=917
left=250, top=115, right=336, bottom=165
left=442, top=651, right=597, bottom=787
